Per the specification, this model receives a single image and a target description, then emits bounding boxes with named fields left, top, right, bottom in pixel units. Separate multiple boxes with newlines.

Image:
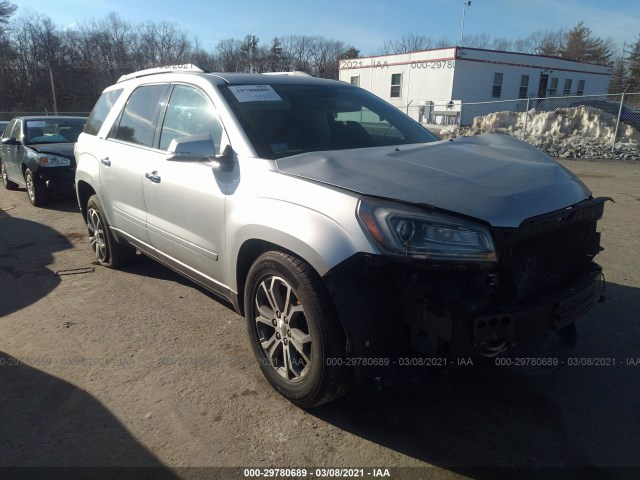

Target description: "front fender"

left=227, top=196, right=375, bottom=292
left=75, top=152, right=104, bottom=216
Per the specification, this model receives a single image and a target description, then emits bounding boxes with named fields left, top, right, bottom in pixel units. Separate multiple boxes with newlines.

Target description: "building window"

left=519, top=75, right=529, bottom=99
left=350, top=76, right=360, bottom=87
left=563, top=79, right=572, bottom=95
left=390, top=74, right=402, bottom=98
left=577, top=80, right=585, bottom=95
left=492, top=73, right=503, bottom=98
left=548, top=77, right=558, bottom=96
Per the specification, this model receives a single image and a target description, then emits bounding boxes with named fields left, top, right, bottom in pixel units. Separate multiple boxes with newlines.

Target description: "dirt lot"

left=1, top=159, right=639, bottom=479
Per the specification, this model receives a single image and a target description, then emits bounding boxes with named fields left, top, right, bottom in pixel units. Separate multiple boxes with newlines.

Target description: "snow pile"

left=439, top=106, right=640, bottom=160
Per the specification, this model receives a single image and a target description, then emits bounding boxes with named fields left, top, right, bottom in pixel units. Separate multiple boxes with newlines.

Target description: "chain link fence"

left=420, top=94, right=640, bottom=160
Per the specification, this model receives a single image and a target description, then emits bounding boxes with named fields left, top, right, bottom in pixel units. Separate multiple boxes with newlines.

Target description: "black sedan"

left=0, top=116, right=87, bottom=206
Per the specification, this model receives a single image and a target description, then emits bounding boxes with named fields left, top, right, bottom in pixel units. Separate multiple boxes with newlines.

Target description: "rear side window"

left=114, top=85, right=167, bottom=147
left=85, top=89, right=123, bottom=136
left=158, top=85, right=225, bottom=153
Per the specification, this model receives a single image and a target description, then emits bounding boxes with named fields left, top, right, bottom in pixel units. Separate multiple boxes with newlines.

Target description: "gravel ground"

left=0, top=159, right=638, bottom=480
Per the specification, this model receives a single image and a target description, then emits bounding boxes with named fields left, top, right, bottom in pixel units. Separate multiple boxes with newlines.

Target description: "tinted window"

left=220, top=83, right=438, bottom=159
left=85, top=89, right=123, bottom=136
left=159, top=85, right=225, bottom=153
left=114, top=85, right=167, bottom=147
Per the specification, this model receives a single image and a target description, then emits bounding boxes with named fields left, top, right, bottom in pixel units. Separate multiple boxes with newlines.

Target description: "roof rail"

left=117, top=64, right=204, bottom=83
left=262, top=71, right=312, bottom=77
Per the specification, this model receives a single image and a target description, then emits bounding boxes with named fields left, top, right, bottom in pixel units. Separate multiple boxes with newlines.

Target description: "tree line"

left=0, top=2, right=638, bottom=113
left=0, top=8, right=358, bottom=113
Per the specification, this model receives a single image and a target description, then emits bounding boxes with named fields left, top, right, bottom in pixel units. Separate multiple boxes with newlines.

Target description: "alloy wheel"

left=254, top=275, right=312, bottom=382
left=87, top=207, right=108, bottom=263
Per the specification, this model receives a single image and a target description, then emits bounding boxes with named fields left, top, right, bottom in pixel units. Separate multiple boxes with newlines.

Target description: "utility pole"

left=460, top=1, right=471, bottom=46
left=48, top=64, right=58, bottom=115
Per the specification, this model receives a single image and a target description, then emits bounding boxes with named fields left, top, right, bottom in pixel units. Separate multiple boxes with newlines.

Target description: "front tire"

left=1, top=161, right=18, bottom=190
left=25, top=169, right=49, bottom=206
left=86, top=195, right=136, bottom=268
left=244, top=251, right=352, bottom=407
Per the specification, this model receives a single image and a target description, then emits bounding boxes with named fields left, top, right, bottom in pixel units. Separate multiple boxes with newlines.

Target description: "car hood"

left=29, top=143, right=75, bottom=159
left=275, top=133, right=591, bottom=228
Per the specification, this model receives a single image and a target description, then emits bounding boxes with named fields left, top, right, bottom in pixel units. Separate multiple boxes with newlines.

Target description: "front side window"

left=577, top=80, right=585, bottom=95
left=159, top=85, right=226, bottom=153
left=519, top=75, right=529, bottom=99
left=114, top=84, right=168, bottom=147
left=549, top=77, right=558, bottom=96
left=563, top=79, right=572, bottom=95
left=85, top=88, right=123, bottom=136
left=390, top=73, right=402, bottom=98
left=219, top=83, right=438, bottom=160
left=492, top=73, right=503, bottom=98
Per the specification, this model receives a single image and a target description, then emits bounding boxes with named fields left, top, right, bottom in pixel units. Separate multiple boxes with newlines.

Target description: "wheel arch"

left=235, top=238, right=325, bottom=317
left=76, top=180, right=97, bottom=222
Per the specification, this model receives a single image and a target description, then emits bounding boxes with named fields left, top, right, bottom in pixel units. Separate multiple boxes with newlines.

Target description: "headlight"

left=28, top=151, right=71, bottom=167
left=357, top=197, right=496, bottom=262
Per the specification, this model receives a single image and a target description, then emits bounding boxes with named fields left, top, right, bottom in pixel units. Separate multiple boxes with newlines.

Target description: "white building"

left=338, top=47, right=612, bottom=125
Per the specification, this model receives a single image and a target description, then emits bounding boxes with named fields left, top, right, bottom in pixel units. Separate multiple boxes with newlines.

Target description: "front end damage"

left=323, top=197, right=607, bottom=379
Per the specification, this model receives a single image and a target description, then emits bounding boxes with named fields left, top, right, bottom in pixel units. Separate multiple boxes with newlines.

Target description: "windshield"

left=25, top=118, right=87, bottom=145
left=220, top=83, right=438, bottom=159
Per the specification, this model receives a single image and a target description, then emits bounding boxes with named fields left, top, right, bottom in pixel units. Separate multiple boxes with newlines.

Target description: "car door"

left=3, top=120, right=23, bottom=183
left=142, top=84, right=231, bottom=288
left=100, top=84, right=170, bottom=248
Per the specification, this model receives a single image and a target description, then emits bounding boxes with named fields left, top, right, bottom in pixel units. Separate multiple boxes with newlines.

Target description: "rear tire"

left=1, top=161, right=18, bottom=190
left=25, top=169, right=49, bottom=206
left=86, top=194, right=136, bottom=268
left=244, top=251, right=352, bottom=407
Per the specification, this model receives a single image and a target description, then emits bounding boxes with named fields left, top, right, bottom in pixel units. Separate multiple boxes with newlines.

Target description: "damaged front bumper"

left=323, top=197, right=608, bottom=379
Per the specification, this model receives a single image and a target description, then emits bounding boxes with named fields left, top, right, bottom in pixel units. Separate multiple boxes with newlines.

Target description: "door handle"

left=100, top=157, right=111, bottom=167
left=145, top=171, right=161, bottom=183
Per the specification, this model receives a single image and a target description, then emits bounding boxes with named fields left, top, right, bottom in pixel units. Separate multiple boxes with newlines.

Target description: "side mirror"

left=212, top=145, right=234, bottom=171
left=166, top=134, right=234, bottom=171
left=166, top=134, right=216, bottom=162
left=2, top=137, right=20, bottom=146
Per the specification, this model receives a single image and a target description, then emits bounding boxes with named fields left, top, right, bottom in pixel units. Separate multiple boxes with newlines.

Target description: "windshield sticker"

left=27, top=121, right=46, bottom=128
left=229, top=85, right=282, bottom=103
left=270, top=143, right=289, bottom=153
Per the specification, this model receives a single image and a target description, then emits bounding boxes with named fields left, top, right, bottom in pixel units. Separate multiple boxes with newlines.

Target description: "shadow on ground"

left=0, top=209, right=71, bottom=317
left=310, top=281, right=640, bottom=480
left=0, top=351, right=179, bottom=478
left=120, top=254, right=236, bottom=311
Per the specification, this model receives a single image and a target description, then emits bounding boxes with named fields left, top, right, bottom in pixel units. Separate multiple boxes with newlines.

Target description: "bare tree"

left=0, top=0, right=17, bottom=35
left=376, top=33, right=433, bottom=55
left=461, top=33, right=491, bottom=49
left=216, top=38, right=242, bottom=72
left=492, top=37, right=512, bottom=52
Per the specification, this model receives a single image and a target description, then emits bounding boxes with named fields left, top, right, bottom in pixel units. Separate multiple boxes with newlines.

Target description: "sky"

left=14, top=0, right=640, bottom=55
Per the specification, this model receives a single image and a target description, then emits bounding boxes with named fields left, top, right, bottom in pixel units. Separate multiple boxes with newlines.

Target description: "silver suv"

left=75, top=65, right=607, bottom=406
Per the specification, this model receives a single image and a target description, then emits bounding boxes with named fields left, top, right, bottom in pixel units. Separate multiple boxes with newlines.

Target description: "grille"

left=507, top=222, right=595, bottom=297
left=492, top=198, right=606, bottom=302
